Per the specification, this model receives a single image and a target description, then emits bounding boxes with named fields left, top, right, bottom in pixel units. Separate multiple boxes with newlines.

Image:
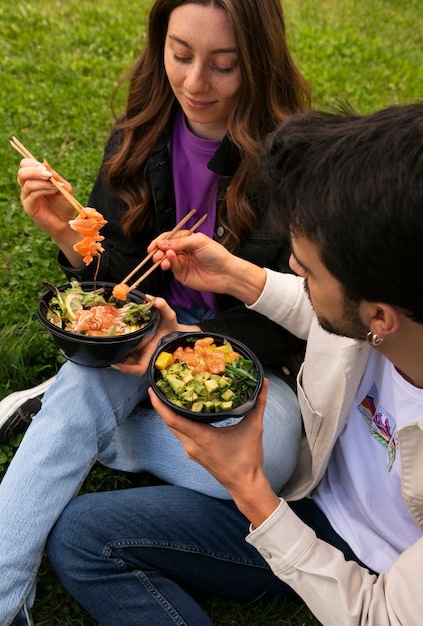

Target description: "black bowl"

left=37, top=281, right=159, bottom=368
left=148, top=331, right=264, bottom=423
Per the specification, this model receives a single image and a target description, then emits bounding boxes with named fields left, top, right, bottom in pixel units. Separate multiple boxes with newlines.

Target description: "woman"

left=2, top=1, right=310, bottom=624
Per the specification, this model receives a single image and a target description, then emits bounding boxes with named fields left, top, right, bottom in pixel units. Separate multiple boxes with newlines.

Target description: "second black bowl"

left=148, top=331, right=264, bottom=423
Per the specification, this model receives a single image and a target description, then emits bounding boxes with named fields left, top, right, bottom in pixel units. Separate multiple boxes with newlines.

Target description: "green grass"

left=0, top=0, right=421, bottom=623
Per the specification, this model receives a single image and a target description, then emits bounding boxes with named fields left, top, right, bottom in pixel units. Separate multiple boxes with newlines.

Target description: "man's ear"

left=365, top=302, right=402, bottom=339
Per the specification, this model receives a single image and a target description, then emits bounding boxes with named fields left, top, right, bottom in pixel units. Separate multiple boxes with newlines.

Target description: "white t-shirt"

left=314, top=349, right=422, bottom=572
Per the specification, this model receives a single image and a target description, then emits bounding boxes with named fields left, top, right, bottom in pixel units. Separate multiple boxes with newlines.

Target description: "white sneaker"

left=0, top=376, right=56, bottom=442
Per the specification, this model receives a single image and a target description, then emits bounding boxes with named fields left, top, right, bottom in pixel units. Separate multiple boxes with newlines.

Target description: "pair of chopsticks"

left=123, top=209, right=208, bottom=294
left=10, top=136, right=84, bottom=213
left=10, top=136, right=207, bottom=293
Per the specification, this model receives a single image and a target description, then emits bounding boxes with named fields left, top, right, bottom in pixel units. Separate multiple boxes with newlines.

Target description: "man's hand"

left=148, top=379, right=281, bottom=528
left=149, top=232, right=233, bottom=294
left=151, top=232, right=267, bottom=306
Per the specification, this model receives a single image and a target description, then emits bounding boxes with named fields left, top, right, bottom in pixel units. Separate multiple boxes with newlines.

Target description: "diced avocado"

left=165, top=374, right=187, bottom=395
left=218, top=375, right=232, bottom=389
left=221, top=388, right=235, bottom=401
left=170, top=398, right=184, bottom=408
left=191, top=401, right=204, bottom=412
left=181, top=389, right=198, bottom=403
left=220, top=401, right=233, bottom=410
left=156, top=379, right=171, bottom=395
left=193, top=379, right=207, bottom=395
left=204, top=378, right=219, bottom=393
left=166, top=363, right=184, bottom=376
left=182, top=372, right=194, bottom=385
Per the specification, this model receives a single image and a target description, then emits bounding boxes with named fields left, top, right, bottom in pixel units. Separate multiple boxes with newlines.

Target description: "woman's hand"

left=148, top=378, right=281, bottom=528
left=114, top=297, right=200, bottom=376
left=18, top=158, right=76, bottom=235
left=17, top=158, right=86, bottom=267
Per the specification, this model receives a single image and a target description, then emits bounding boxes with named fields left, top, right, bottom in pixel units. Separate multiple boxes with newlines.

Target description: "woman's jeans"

left=0, top=308, right=301, bottom=625
left=46, top=490, right=368, bottom=626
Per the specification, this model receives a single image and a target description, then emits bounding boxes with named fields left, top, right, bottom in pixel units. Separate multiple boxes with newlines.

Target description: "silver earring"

left=366, top=331, right=384, bottom=346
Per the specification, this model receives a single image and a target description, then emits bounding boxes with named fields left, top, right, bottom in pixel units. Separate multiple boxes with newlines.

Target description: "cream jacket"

left=246, top=270, right=423, bottom=626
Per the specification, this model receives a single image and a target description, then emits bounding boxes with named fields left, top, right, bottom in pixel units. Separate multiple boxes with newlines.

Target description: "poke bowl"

left=37, top=280, right=160, bottom=367
left=148, top=331, right=264, bottom=423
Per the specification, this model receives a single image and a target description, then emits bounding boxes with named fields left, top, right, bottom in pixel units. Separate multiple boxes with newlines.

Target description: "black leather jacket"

left=59, top=113, right=304, bottom=373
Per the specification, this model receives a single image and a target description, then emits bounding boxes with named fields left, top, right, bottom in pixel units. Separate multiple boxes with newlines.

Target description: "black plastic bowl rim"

left=148, top=331, right=264, bottom=423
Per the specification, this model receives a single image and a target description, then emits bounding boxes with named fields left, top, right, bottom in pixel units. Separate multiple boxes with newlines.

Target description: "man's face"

left=289, top=234, right=368, bottom=341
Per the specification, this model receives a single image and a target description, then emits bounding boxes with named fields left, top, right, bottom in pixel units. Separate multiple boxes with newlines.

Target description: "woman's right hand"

left=18, top=158, right=78, bottom=239
left=17, top=158, right=86, bottom=267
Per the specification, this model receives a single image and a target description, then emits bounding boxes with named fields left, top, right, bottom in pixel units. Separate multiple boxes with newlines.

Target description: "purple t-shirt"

left=165, top=109, right=220, bottom=313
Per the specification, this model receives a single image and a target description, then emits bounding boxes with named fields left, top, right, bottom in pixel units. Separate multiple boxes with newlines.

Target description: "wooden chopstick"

left=10, top=136, right=37, bottom=160
left=10, top=136, right=84, bottom=213
left=127, top=212, right=208, bottom=293
left=119, top=208, right=197, bottom=286
left=43, top=161, right=85, bottom=212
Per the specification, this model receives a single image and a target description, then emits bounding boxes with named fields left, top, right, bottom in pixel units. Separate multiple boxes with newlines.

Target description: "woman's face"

left=164, top=3, right=241, bottom=141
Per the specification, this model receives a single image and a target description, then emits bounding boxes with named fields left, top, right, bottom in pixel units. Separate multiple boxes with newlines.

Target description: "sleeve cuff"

left=246, top=499, right=316, bottom=573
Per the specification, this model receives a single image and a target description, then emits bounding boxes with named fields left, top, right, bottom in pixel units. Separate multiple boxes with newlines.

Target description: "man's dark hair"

left=261, top=103, right=423, bottom=323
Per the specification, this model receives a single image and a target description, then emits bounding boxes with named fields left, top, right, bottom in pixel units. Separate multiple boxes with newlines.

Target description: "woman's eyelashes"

left=172, top=54, right=236, bottom=75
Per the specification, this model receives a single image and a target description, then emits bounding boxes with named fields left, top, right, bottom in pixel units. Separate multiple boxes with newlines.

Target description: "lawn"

left=0, top=0, right=421, bottom=624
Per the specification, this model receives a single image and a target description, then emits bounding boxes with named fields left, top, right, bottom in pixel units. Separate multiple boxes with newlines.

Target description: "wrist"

left=53, top=232, right=86, bottom=270
left=176, top=323, right=201, bottom=333
left=228, top=472, right=281, bottom=529
left=225, top=260, right=267, bottom=305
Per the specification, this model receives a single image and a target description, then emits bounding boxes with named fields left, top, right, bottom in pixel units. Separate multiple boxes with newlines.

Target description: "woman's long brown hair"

left=107, top=0, right=312, bottom=251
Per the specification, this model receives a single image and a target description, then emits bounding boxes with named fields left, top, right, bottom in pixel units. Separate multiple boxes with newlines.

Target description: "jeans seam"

left=99, top=548, right=190, bottom=625
left=134, top=570, right=189, bottom=625
left=105, top=539, right=269, bottom=569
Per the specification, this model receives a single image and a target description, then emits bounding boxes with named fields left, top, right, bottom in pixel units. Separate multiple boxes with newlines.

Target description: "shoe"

left=0, top=376, right=56, bottom=443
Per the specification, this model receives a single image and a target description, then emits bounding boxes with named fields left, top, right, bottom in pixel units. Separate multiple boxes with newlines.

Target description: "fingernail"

left=109, top=364, right=121, bottom=371
left=40, top=168, right=53, bottom=178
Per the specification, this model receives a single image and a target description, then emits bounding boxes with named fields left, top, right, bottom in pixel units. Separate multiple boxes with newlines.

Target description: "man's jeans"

left=1, top=308, right=301, bottom=625
left=47, top=489, right=368, bottom=625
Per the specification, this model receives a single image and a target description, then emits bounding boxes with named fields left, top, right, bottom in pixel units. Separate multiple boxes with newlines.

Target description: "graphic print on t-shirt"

left=357, top=383, right=398, bottom=472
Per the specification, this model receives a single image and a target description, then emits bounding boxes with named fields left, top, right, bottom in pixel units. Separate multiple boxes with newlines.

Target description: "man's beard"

left=303, top=279, right=368, bottom=341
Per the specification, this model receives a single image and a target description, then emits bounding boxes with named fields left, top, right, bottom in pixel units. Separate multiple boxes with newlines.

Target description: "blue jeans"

left=46, top=489, right=367, bottom=625
left=0, top=309, right=301, bottom=625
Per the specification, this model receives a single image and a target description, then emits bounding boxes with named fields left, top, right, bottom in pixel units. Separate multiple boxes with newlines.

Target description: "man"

left=48, top=104, right=423, bottom=625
